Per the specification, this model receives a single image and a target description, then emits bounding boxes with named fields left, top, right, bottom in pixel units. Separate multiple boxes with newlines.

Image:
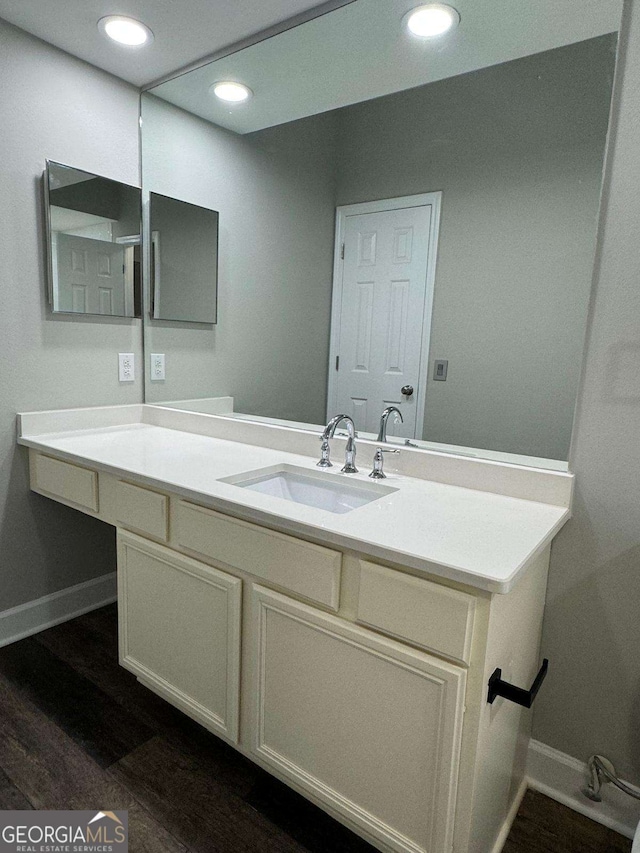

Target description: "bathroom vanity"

left=18, top=404, right=572, bottom=853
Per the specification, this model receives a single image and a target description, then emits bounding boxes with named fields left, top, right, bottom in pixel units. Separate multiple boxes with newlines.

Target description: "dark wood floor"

left=0, top=605, right=632, bottom=853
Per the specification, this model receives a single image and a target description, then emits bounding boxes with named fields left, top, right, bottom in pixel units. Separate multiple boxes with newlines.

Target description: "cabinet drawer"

left=176, top=500, right=341, bottom=610
left=116, top=481, right=168, bottom=541
left=356, top=561, right=476, bottom=665
left=33, top=453, right=98, bottom=513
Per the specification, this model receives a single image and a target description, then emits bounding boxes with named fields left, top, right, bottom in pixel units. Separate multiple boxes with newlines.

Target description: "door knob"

left=401, top=385, right=414, bottom=397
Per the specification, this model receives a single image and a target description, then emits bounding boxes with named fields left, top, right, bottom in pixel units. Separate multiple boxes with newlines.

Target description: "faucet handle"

left=369, top=446, right=400, bottom=479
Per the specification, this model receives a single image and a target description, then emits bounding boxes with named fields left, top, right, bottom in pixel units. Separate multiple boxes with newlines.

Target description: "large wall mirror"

left=141, top=0, right=622, bottom=469
left=45, top=161, right=142, bottom=317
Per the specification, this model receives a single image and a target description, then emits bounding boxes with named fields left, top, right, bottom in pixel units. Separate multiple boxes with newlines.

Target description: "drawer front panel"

left=116, top=481, right=168, bottom=541
left=33, top=453, right=98, bottom=513
left=176, top=500, right=341, bottom=610
left=356, top=561, right=476, bottom=664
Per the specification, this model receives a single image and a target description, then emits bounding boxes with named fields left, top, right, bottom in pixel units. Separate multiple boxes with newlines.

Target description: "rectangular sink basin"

left=220, top=464, right=398, bottom=514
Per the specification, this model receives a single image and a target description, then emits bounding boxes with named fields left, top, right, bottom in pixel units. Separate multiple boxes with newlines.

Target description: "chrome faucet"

left=377, top=406, right=404, bottom=442
left=317, top=414, right=358, bottom=473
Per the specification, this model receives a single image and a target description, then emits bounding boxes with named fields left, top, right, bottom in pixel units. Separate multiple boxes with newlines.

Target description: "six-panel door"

left=247, top=584, right=466, bottom=853
left=117, top=530, right=242, bottom=743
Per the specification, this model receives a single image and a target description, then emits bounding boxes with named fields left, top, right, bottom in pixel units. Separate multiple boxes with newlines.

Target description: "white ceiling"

left=0, top=0, right=346, bottom=87
left=150, top=0, right=622, bottom=134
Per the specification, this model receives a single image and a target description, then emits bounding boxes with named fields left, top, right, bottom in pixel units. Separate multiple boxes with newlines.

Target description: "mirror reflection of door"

left=55, top=233, right=125, bottom=315
left=328, top=194, right=441, bottom=440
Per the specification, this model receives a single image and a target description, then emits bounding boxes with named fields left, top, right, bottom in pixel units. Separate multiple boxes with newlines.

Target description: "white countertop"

left=18, top=420, right=570, bottom=594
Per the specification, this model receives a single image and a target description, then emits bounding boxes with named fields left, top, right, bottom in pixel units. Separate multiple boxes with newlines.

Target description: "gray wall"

left=0, top=19, right=142, bottom=611
left=534, top=0, right=640, bottom=784
left=142, top=95, right=337, bottom=424
left=335, top=37, right=615, bottom=460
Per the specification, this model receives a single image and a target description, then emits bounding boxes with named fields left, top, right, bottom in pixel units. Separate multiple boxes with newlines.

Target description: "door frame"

left=326, top=192, right=442, bottom=439
left=116, top=233, right=141, bottom=318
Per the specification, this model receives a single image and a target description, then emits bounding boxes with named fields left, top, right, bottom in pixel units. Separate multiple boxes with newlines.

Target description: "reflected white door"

left=328, top=195, right=440, bottom=438
left=56, top=233, right=125, bottom=315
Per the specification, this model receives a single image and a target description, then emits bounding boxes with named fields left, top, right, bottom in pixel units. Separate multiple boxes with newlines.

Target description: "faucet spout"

left=377, top=406, right=404, bottom=442
left=323, top=413, right=355, bottom=441
left=319, top=414, right=358, bottom=473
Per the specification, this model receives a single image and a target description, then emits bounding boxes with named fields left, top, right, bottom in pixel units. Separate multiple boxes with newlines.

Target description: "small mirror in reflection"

left=149, top=192, right=219, bottom=324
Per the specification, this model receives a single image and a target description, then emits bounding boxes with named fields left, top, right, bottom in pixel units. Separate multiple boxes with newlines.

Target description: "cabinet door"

left=248, top=585, right=466, bottom=853
left=117, top=530, right=241, bottom=742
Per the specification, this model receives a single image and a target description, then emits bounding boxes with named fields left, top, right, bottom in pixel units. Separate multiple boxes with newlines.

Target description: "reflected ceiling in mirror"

left=141, top=0, right=622, bottom=469
left=45, top=161, right=142, bottom=317
left=152, top=0, right=620, bottom=134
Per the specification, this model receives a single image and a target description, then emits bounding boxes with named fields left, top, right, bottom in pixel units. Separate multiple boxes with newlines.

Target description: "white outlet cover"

left=118, top=352, right=135, bottom=382
left=150, top=352, right=165, bottom=381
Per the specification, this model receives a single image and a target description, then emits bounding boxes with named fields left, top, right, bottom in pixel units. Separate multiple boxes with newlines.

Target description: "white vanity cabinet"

left=247, top=584, right=466, bottom=853
left=26, top=447, right=556, bottom=853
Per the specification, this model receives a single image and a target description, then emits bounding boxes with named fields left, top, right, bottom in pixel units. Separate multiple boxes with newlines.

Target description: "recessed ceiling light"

left=405, top=4, right=460, bottom=38
left=211, top=82, right=253, bottom=103
left=98, top=15, right=153, bottom=47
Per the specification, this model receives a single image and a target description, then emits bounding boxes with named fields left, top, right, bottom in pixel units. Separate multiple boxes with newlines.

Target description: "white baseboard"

left=527, top=739, right=640, bottom=840
left=0, top=573, right=116, bottom=648
left=491, top=776, right=528, bottom=853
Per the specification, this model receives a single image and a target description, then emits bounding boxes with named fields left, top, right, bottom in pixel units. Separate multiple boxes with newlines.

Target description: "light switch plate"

left=118, top=352, right=135, bottom=382
left=150, top=353, right=165, bottom=381
left=433, top=359, right=448, bottom=381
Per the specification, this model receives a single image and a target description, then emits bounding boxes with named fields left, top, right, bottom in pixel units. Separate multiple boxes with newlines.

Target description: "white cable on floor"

left=584, top=755, right=640, bottom=802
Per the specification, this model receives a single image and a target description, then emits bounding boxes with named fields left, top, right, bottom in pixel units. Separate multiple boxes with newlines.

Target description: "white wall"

left=142, top=95, right=337, bottom=424
left=534, top=0, right=640, bottom=785
left=0, top=19, right=142, bottom=611
left=335, top=36, right=615, bottom=460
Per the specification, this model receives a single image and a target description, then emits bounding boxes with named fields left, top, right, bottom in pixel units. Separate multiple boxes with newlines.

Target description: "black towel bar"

left=487, top=659, right=549, bottom=707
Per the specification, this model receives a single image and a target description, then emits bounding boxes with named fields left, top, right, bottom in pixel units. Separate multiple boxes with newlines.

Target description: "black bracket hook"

left=487, top=659, right=549, bottom=707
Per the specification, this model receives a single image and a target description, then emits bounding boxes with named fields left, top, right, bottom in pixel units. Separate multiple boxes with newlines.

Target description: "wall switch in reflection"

left=118, top=353, right=135, bottom=383
left=433, top=359, right=448, bottom=381
left=151, top=353, right=166, bottom=381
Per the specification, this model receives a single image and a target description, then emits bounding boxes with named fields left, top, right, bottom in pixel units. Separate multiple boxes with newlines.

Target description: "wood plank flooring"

left=0, top=605, right=632, bottom=853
